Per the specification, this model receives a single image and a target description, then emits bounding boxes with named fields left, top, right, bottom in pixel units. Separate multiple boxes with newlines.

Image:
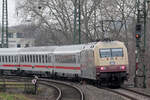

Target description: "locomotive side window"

left=100, top=49, right=111, bottom=58
left=55, top=55, right=76, bottom=64
left=112, top=48, right=123, bottom=57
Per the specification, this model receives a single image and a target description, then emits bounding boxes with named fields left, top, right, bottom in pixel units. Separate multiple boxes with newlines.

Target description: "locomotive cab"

left=94, top=41, right=129, bottom=86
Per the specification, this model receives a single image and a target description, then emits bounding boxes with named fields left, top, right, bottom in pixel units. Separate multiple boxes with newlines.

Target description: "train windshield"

left=100, top=48, right=123, bottom=58
left=111, top=48, right=123, bottom=57
left=100, top=49, right=111, bottom=58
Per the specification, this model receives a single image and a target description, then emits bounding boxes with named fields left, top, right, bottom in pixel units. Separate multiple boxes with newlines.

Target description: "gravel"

left=76, top=84, right=126, bottom=100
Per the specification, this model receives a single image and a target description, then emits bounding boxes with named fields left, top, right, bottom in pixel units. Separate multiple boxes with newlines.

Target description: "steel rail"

left=102, top=88, right=137, bottom=100
left=39, top=78, right=85, bottom=100
left=121, top=87, right=150, bottom=98
left=39, top=81, right=62, bottom=100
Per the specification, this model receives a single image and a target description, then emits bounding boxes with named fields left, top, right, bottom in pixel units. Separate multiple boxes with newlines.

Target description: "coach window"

left=3, top=56, right=5, bottom=62
left=45, top=55, right=48, bottom=63
left=27, top=55, right=29, bottom=63
left=14, top=56, right=17, bottom=63
left=1, top=56, right=3, bottom=62
left=33, top=55, right=35, bottom=63
left=2, top=56, right=4, bottom=62
left=12, top=56, right=14, bottom=62
left=20, top=56, right=22, bottom=62
left=22, top=55, right=24, bottom=63
left=21, top=55, right=24, bottom=62
left=0, top=56, right=1, bottom=62
left=22, top=56, right=24, bottom=63
left=48, top=56, right=51, bottom=63
left=20, top=56, right=22, bottom=63
left=5, top=56, right=7, bottom=62
left=9, top=56, right=11, bottom=62
left=8, top=56, right=10, bottom=62
left=42, top=55, right=45, bottom=63
left=10, top=56, right=12, bottom=62
left=38, top=55, right=41, bottom=63
left=5, top=56, right=7, bottom=63
left=29, top=55, right=32, bottom=63
left=11, top=56, right=13, bottom=62
left=36, top=55, right=38, bottom=63
left=24, top=55, right=26, bottom=62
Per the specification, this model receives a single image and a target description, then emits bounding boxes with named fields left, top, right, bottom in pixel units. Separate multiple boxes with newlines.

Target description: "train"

left=0, top=40, right=128, bottom=87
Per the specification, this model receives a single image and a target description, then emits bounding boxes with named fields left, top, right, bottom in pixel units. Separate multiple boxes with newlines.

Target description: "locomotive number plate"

left=110, top=61, right=115, bottom=65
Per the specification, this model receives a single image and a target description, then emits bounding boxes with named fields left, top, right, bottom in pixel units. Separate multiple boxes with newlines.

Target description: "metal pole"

left=2, top=0, right=4, bottom=47
left=143, top=0, right=147, bottom=88
left=135, top=0, right=147, bottom=88
left=1, top=0, right=8, bottom=48
left=73, top=0, right=77, bottom=44
left=78, top=0, right=81, bottom=44
left=134, top=0, right=139, bottom=88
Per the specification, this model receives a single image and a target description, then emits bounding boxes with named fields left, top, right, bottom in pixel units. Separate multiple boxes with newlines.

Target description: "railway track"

left=39, top=78, right=84, bottom=100
left=103, top=88, right=150, bottom=100
left=121, top=87, right=150, bottom=100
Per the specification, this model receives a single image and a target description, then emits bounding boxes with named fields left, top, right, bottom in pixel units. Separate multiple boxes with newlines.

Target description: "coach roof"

left=0, top=48, right=21, bottom=55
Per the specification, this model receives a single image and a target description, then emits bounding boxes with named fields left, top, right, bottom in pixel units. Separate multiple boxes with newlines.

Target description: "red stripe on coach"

left=47, top=66, right=54, bottom=68
left=34, top=65, right=47, bottom=68
left=3, top=64, right=15, bottom=67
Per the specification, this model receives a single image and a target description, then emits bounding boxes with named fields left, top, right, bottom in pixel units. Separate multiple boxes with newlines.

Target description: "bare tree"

left=16, top=0, right=136, bottom=44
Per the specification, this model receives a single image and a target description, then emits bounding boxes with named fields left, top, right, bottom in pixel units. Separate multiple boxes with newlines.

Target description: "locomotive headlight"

left=100, top=67, right=106, bottom=70
left=120, top=66, right=126, bottom=70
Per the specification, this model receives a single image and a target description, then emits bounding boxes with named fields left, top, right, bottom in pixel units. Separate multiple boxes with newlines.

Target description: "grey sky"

left=0, top=0, right=18, bottom=26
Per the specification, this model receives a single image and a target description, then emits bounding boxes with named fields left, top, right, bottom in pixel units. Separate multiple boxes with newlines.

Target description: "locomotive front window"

left=112, top=48, right=123, bottom=57
left=100, top=49, right=111, bottom=58
left=100, top=48, right=123, bottom=58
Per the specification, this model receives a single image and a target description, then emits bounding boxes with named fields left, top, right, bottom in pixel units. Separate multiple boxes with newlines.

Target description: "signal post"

left=134, top=0, right=149, bottom=88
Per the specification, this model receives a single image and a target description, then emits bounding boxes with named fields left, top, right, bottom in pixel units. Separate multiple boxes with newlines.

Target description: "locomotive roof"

left=97, top=41, right=125, bottom=47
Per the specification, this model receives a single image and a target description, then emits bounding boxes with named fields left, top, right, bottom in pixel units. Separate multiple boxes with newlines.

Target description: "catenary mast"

left=1, top=0, right=8, bottom=48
